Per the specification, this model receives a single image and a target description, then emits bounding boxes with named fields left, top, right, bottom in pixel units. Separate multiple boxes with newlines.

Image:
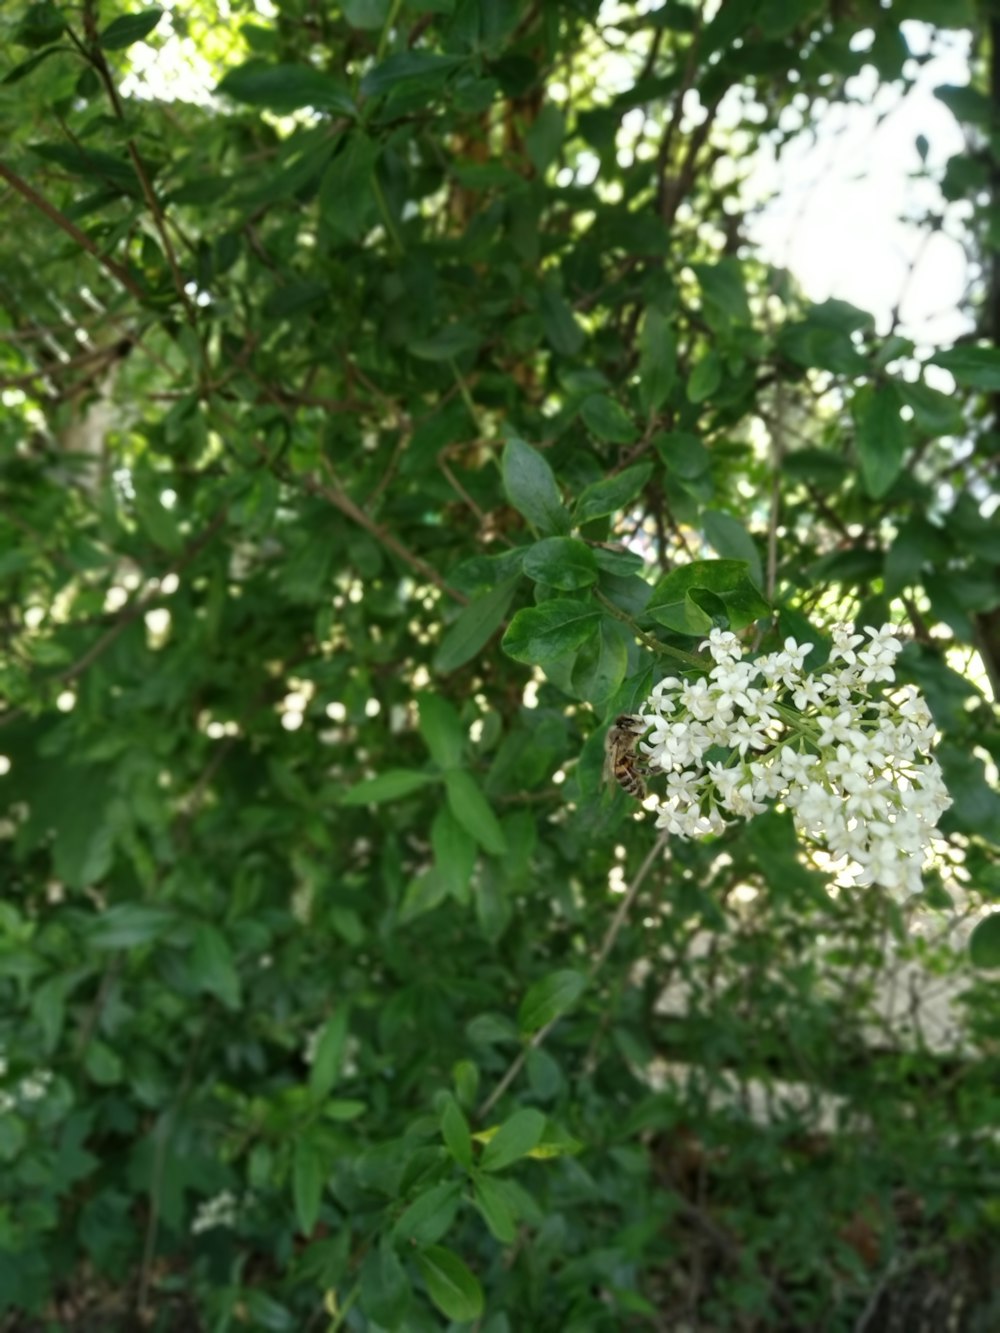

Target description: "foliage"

left=0, top=1, right=999, bottom=1330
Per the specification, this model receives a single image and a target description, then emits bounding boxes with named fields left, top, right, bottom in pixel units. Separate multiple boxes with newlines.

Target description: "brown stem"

left=72, top=11, right=196, bottom=322
left=0, top=160, right=146, bottom=302
left=312, top=458, right=467, bottom=604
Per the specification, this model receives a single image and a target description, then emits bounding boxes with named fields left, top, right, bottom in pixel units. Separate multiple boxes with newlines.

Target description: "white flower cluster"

left=639, top=624, right=952, bottom=893
left=191, top=1189, right=241, bottom=1235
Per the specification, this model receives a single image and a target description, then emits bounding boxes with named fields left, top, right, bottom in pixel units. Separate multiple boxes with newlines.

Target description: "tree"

left=0, top=1, right=998, bottom=1329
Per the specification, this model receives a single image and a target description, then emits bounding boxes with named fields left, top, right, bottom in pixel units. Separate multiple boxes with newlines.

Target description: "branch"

left=0, top=160, right=146, bottom=302
left=477, top=830, right=671, bottom=1120
left=0, top=509, right=229, bottom=731
left=594, top=591, right=704, bottom=669
left=72, top=10, right=197, bottom=322
left=312, top=459, right=468, bottom=604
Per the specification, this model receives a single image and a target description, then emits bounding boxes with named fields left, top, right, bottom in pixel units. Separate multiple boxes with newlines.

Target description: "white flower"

left=192, top=1190, right=240, bottom=1235
left=635, top=620, right=950, bottom=894
left=701, top=628, right=742, bottom=663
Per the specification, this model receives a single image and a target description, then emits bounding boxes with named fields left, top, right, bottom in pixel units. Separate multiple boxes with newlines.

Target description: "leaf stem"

left=371, top=171, right=404, bottom=253
left=449, top=358, right=481, bottom=432
left=327, top=1281, right=360, bottom=1332
left=0, top=159, right=146, bottom=302
left=594, top=591, right=705, bottom=669
left=376, top=0, right=404, bottom=62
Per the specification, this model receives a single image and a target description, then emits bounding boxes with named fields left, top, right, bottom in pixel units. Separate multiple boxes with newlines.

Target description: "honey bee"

left=603, top=713, right=648, bottom=801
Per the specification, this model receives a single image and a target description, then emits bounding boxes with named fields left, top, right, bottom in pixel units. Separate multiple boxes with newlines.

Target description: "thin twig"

left=312, top=459, right=467, bottom=604
left=766, top=391, right=784, bottom=604
left=0, top=510, right=228, bottom=732
left=594, top=591, right=704, bottom=669
left=477, top=830, right=671, bottom=1120
left=73, top=7, right=196, bottom=323
left=0, top=161, right=146, bottom=302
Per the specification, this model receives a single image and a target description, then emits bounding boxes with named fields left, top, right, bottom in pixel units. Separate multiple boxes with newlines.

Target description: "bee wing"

left=602, top=725, right=620, bottom=786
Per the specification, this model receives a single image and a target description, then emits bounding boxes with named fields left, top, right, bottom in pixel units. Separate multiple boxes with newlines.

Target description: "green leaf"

left=14, top=2, right=65, bottom=47
left=693, top=259, right=750, bottom=325
left=0, top=1116, right=27, bottom=1162
left=502, top=437, right=570, bottom=536
left=853, top=383, right=907, bottom=498
left=931, top=343, right=1000, bottom=389
left=361, top=51, right=464, bottom=98
left=434, top=576, right=520, bottom=673
left=133, top=469, right=181, bottom=552
left=416, top=1246, right=484, bottom=1322
left=2, top=45, right=68, bottom=85
left=309, top=1009, right=349, bottom=1099
left=638, top=308, right=677, bottom=416
left=319, top=133, right=378, bottom=241
left=342, top=0, right=390, bottom=28
left=910, top=0, right=974, bottom=24
left=444, top=771, right=507, bottom=856
left=523, top=537, right=598, bottom=591
left=655, top=431, right=711, bottom=479
left=326, top=1099, right=366, bottom=1121
left=263, top=280, right=328, bottom=320
left=884, top=515, right=946, bottom=595
left=410, top=323, right=482, bottom=361
left=647, top=560, right=769, bottom=633
left=361, top=1238, right=410, bottom=1327
left=418, top=694, right=465, bottom=769
left=85, top=1041, right=123, bottom=1086
left=525, top=104, right=565, bottom=173
left=341, top=769, right=434, bottom=804
left=293, top=1140, right=323, bottom=1236
left=575, top=464, right=652, bottom=524
left=779, top=318, right=868, bottom=375
left=580, top=394, right=638, bottom=444
left=501, top=599, right=601, bottom=666
left=432, top=806, right=477, bottom=902
left=593, top=547, right=644, bottom=577
left=540, top=281, right=585, bottom=355
left=394, top=1181, right=462, bottom=1245
left=687, top=351, right=722, bottom=403
left=217, top=61, right=355, bottom=114
left=29, top=139, right=140, bottom=193
left=480, top=1108, right=546, bottom=1172
left=969, top=914, right=1000, bottom=968
left=518, top=969, right=586, bottom=1034
left=936, top=747, right=1000, bottom=839
left=454, top=1060, right=480, bottom=1108
left=99, top=9, right=163, bottom=49
left=571, top=617, right=629, bottom=706
left=191, top=925, right=241, bottom=1010
left=897, top=380, right=964, bottom=436
left=473, top=1173, right=517, bottom=1242
left=441, top=1096, right=473, bottom=1169
left=400, top=869, right=449, bottom=921
left=702, top=511, right=763, bottom=588
left=88, top=904, right=176, bottom=950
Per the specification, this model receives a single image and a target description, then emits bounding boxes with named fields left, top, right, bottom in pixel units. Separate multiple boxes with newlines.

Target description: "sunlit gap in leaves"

left=748, top=22, right=970, bottom=343
left=144, top=608, right=171, bottom=650
left=118, top=0, right=281, bottom=107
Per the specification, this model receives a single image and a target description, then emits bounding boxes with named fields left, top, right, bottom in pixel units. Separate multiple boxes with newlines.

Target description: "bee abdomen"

left=616, top=766, right=646, bottom=798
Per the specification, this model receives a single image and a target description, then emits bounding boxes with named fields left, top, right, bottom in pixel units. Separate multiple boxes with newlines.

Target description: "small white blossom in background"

left=638, top=624, right=952, bottom=894
left=191, top=1189, right=241, bottom=1235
